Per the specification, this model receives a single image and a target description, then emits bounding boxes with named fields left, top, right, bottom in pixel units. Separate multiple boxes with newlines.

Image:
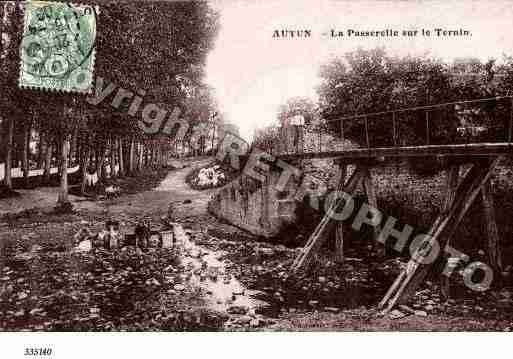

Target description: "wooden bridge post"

left=440, top=164, right=460, bottom=299
left=334, top=162, right=348, bottom=263
left=379, top=157, right=500, bottom=312
left=481, top=179, right=502, bottom=273
left=362, top=166, right=383, bottom=257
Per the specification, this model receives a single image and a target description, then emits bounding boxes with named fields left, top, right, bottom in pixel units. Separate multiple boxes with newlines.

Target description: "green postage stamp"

left=19, top=1, right=98, bottom=93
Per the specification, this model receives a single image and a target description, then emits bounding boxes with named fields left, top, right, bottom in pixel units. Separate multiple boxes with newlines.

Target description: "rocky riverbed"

left=2, top=157, right=513, bottom=331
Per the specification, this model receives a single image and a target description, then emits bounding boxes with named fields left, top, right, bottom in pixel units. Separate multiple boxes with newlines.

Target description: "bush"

left=53, top=201, right=75, bottom=215
left=0, top=185, right=20, bottom=199
left=186, top=162, right=240, bottom=190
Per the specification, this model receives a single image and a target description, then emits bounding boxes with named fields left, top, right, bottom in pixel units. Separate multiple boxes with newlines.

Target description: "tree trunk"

left=156, top=146, right=160, bottom=168
left=43, top=138, right=52, bottom=184
left=37, top=131, right=45, bottom=169
left=137, top=142, right=143, bottom=171
left=153, top=146, right=157, bottom=168
left=96, top=145, right=106, bottom=181
left=93, top=148, right=97, bottom=170
left=3, top=117, right=14, bottom=189
left=211, top=123, right=216, bottom=153
left=118, top=138, right=125, bottom=177
left=58, top=136, right=70, bottom=204
left=76, top=136, right=82, bottom=171
left=22, top=122, right=30, bottom=187
left=146, top=144, right=151, bottom=168
left=81, top=145, right=91, bottom=195
left=140, top=143, right=145, bottom=169
left=128, top=137, right=135, bottom=175
left=142, top=144, right=146, bottom=168
left=148, top=145, right=152, bottom=168
left=135, top=142, right=140, bottom=171
left=110, top=136, right=116, bottom=179
left=148, top=145, right=153, bottom=168
left=152, top=145, right=155, bottom=168
left=159, top=145, right=164, bottom=168
left=70, top=127, right=79, bottom=166
left=141, top=144, right=146, bottom=168
left=155, top=146, right=159, bottom=168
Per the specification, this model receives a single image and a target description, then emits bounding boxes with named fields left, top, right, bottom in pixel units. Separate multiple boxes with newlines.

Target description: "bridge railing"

left=265, top=96, right=513, bottom=156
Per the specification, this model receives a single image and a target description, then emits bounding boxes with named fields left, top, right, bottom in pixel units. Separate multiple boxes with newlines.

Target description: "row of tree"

left=0, top=1, right=222, bottom=206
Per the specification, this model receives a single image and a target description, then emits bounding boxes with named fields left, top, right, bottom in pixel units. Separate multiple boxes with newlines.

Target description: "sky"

left=206, top=0, right=513, bottom=140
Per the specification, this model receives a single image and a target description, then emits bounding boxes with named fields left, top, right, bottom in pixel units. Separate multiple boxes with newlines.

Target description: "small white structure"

left=85, top=172, right=99, bottom=187
left=0, top=163, right=80, bottom=181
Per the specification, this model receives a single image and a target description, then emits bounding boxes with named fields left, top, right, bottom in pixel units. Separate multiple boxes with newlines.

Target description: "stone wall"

left=209, top=155, right=513, bottom=251
left=208, top=168, right=299, bottom=238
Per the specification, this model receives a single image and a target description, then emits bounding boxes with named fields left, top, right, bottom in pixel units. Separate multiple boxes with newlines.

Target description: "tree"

left=277, top=97, right=317, bottom=126
left=0, top=0, right=221, bottom=203
left=0, top=1, right=20, bottom=192
left=316, top=49, right=492, bottom=148
left=182, top=85, right=219, bottom=155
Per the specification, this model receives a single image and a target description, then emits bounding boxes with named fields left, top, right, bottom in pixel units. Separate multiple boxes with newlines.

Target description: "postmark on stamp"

left=19, top=1, right=98, bottom=93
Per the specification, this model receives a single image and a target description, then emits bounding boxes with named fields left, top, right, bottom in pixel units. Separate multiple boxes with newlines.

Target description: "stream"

left=171, top=224, right=268, bottom=314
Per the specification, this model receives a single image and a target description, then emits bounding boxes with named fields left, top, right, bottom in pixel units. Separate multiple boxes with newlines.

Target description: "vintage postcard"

left=1, top=0, right=512, bottom=357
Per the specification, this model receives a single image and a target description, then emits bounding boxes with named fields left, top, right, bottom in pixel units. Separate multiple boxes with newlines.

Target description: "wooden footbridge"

left=263, top=96, right=513, bottom=312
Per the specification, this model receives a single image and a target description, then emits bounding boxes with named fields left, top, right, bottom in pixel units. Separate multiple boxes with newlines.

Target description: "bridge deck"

left=253, top=95, right=513, bottom=162
left=276, top=143, right=513, bottom=162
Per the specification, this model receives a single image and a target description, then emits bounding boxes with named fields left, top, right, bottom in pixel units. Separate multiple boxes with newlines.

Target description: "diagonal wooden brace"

left=379, top=157, right=500, bottom=312
left=481, top=179, right=503, bottom=273
left=291, top=165, right=366, bottom=272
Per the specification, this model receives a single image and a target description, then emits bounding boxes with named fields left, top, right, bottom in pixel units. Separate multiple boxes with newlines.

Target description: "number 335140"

left=24, top=348, right=52, bottom=356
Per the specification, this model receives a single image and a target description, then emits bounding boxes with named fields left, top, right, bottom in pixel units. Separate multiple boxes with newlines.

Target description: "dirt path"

left=0, top=157, right=214, bottom=219
left=89, top=157, right=215, bottom=221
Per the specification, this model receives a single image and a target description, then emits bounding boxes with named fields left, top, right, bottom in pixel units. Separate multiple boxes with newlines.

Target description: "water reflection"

left=173, top=224, right=267, bottom=312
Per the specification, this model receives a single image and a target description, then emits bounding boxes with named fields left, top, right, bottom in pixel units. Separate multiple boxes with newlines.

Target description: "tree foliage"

left=316, top=48, right=510, bottom=148
left=1, top=0, right=221, bottom=197
left=277, top=96, right=318, bottom=126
